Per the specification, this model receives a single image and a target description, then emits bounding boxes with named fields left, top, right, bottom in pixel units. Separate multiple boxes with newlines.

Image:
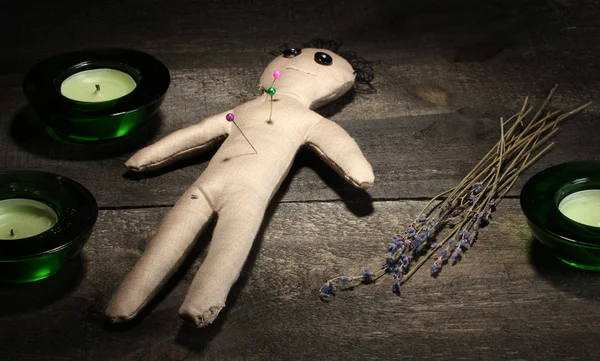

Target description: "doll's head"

left=259, top=47, right=355, bottom=109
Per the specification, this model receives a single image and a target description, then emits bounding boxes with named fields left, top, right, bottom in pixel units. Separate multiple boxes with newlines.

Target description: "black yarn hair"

left=269, top=38, right=378, bottom=91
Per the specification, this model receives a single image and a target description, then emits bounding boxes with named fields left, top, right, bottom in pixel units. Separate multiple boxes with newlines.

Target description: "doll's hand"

left=306, top=118, right=375, bottom=188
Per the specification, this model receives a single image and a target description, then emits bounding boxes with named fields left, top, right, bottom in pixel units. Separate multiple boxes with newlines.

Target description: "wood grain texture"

left=2, top=0, right=600, bottom=359
left=2, top=87, right=599, bottom=208
left=1, top=200, right=599, bottom=361
left=1, top=1, right=599, bottom=207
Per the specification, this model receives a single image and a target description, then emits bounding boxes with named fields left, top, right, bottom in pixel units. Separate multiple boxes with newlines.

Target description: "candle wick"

left=95, top=84, right=101, bottom=92
left=10, top=229, right=14, bottom=237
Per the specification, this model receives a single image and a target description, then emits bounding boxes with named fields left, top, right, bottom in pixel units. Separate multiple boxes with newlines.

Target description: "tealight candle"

left=0, top=199, right=58, bottom=240
left=60, top=68, right=137, bottom=102
left=559, top=189, right=600, bottom=227
left=521, top=161, right=600, bottom=271
left=23, top=48, right=170, bottom=141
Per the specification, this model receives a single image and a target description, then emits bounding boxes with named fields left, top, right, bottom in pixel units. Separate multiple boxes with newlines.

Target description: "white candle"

left=0, top=199, right=58, bottom=240
left=559, top=189, right=600, bottom=227
left=60, top=68, right=137, bottom=103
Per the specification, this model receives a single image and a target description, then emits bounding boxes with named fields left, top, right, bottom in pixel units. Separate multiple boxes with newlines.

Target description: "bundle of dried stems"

left=320, top=86, right=592, bottom=299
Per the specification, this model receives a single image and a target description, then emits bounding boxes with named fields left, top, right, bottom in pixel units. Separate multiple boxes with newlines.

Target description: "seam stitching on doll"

left=138, top=136, right=227, bottom=170
left=285, top=65, right=317, bottom=76
left=312, top=80, right=354, bottom=108
left=196, top=185, right=216, bottom=211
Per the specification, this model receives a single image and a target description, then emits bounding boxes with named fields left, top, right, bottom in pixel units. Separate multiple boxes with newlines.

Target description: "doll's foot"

left=179, top=305, right=224, bottom=328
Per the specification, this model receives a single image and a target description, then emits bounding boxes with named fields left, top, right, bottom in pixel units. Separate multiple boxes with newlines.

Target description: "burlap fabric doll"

left=106, top=41, right=375, bottom=327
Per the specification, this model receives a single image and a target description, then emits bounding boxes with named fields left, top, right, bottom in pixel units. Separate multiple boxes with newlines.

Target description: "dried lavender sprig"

left=439, top=107, right=531, bottom=214
left=321, top=89, right=591, bottom=299
left=403, top=164, right=501, bottom=283
left=408, top=141, right=557, bottom=282
left=420, top=101, right=591, bottom=277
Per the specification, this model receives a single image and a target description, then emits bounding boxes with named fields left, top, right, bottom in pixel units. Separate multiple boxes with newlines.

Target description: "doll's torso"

left=196, top=95, right=321, bottom=209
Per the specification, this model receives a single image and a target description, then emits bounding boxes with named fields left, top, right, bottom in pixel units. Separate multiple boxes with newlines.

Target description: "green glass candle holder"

left=520, top=161, right=600, bottom=270
left=22, top=48, right=170, bottom=142
left=0, top=171, right=98, bottom=283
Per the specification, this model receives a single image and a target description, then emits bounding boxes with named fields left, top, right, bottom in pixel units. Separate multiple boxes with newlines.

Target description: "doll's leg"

left=179, top=198, right=266, bottom=327
left=106, top=186, right=214, bottom=322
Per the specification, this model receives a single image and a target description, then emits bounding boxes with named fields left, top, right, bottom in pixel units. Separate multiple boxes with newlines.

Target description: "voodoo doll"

left=106, top=42, right=375, bottom=327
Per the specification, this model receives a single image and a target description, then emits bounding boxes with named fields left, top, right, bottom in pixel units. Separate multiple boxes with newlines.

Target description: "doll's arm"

left=125, top=110, right=232, bottom=172
left=305, top=117, right=374, bottom=188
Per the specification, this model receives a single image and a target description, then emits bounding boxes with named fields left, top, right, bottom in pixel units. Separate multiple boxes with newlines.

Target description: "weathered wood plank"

left=2, top=0, right=600, bottom=360
left=1, top=200, right=599, bottom=360
left=0, top=66, right=600, bottom=207
left=2, top=0, right=599, bottom=208
left=2, top=0, right=599, bottom=74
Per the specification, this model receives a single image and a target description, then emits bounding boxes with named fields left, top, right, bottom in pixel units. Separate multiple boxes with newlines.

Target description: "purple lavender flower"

left=383, top=257, right=395, bottom=270
left=450, top=247, right=464, bottom=260
left=393, top=267, right=404, bottom=279
left=407, top=226, right=416, bottom=236
left=430, top=259, right=442, bottom=274
left=396, top=244, right=406, bottom=254
left=417, top=215, right=427, bottom=223
left=394, top=238, right=404, bottom=249
left=320, top=282, right=337, bottom=299
left=412, top=238, right=421, bottom=249
left=341, top=276, right=350, bottom=283
left=386, top=245, right=396, bottom=253
left=430, top=242, right=438, bottom=249
left=440, top=249, right=448, bottom=259
left=361, top=269, right=373, bottom=282
left=470, top=194, right=478, bottom=203
left=322, top=282, right=334, bottom=294
left=472, top=182, right=482, bottom=194
left=448, top=237, right=456, bottom=246
left=479, top=211, right=491, bottom=226
left=392, top=280, right=402, bottom=293
left=401, top=254, right=410, bottom=268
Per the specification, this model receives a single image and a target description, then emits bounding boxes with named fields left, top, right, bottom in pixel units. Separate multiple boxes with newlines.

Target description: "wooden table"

left=2, top=0, right=600, bottom=360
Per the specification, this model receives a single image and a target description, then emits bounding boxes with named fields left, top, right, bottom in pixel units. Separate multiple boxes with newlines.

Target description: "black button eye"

left=314, top=52, right=333, bottom=66
left=282, top=48, right=301, bottom=58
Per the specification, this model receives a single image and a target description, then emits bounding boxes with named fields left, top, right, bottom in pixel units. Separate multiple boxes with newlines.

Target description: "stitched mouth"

left=285, top=65, right=317, bottom=76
